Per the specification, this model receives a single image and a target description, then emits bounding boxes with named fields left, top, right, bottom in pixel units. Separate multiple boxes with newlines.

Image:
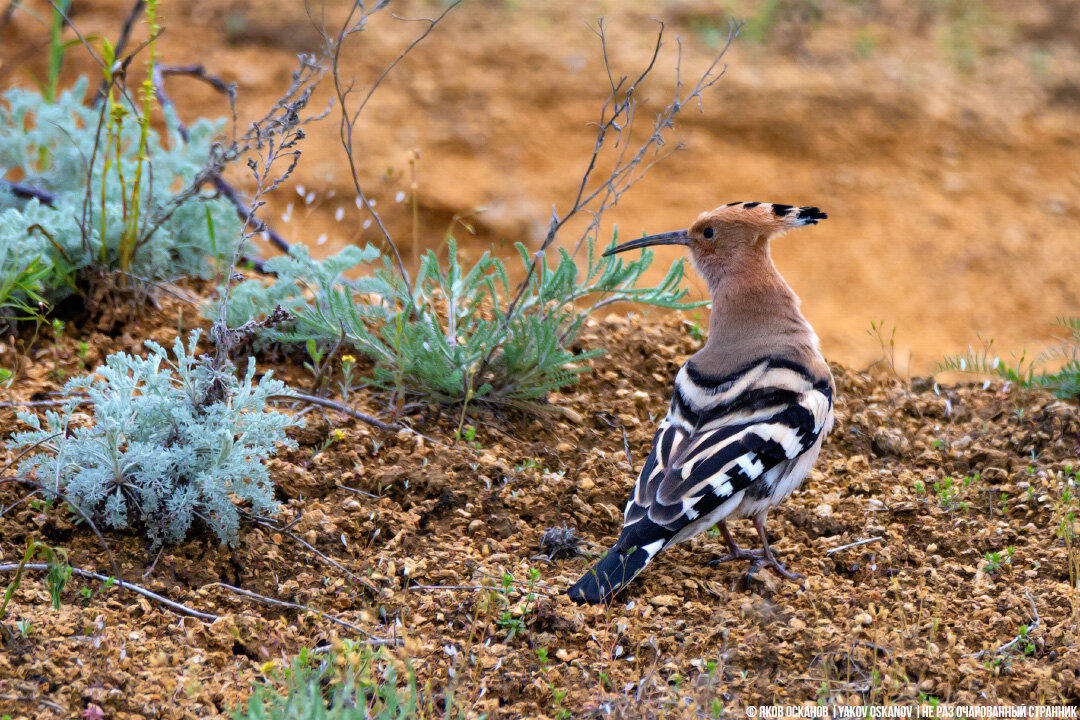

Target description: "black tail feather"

left=566, top=546, right=650, bottom=605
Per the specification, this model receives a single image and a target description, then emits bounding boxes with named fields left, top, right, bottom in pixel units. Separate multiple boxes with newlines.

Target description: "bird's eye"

left=703, top=227, right=715, bottom=239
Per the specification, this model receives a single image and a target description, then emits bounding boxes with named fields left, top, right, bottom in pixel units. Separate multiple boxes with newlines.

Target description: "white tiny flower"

left=296, top=184, right=306, bottom=197
left=305, top=192, right=315, bottom=205
left=368, top=198, right=376, bottom=207
left=355, top=196, right=364, bottom=209
left=316, top=234, right=327, bottom=245
left=395, top=191, right=406, bottom=203
left=335, top=207, right=344, bottom=222
left=362, top=218, right=372, bottom=229
left=260, top=231, right=269, bottom=241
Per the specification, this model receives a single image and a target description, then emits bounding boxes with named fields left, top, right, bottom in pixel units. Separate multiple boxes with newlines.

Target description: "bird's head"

left=603, top=201, right=827, bottom=283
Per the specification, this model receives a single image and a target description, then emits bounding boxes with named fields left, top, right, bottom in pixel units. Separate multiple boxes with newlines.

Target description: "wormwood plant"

left=0, top=73, right=242, bottom=306
left=229, top=234, right=700, bottom=408
left=939, top=317, right=1080, bottom=400
left=222, top=243, right=382, bottom=342
left=233, top=12, right=729, bottom=413
left=13, top=331, right=299, bottom=547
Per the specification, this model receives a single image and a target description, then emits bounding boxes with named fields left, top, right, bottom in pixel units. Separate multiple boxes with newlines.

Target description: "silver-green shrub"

left=223, top=233, right=703, bottom=407
left=223, top=243, right=385, bottom=344
left=0, top=77, right=242, bottom=304
left=14, top=331, right=300, bottom=546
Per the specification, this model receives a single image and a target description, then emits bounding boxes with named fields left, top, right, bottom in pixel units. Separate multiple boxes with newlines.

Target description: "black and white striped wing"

left=616, top=358, right=833, bottom=554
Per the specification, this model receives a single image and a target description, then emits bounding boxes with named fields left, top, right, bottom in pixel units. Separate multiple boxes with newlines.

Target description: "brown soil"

left=3, top=0, right=1080, bottom=372
left=1, top=295, right=1080, bottom=718
left=3, top=2, right=1080, bottom=718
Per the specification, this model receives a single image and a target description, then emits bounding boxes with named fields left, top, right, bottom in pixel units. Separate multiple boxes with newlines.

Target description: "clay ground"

left=0, top=300, right=1079, bottom=719
left=2, top=0, right=1080, bottom=718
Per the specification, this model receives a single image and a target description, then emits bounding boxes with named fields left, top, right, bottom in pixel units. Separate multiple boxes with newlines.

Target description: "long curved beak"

left=602, top=230, right=690, bottom=257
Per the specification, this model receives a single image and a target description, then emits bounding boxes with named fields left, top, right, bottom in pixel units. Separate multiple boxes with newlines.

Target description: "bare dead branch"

left=208, top=53, right=325, bottom=369
left=272, top=391, right=398, bottom=432
left=0, top=562, right=218, bottom=621
left=826, top=536, right=886, bottom=556
left=0, top=180, right=55, bottom=205
left=247, top=514, right=379, bottom=596
left=0, top=693, right=65, bottom=713
left=474, top=21, right=737, bottom=393
left=208, top=582, right=396, bottom=644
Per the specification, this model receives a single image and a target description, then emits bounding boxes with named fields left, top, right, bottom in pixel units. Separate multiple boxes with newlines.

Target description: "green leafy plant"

left=867, top=319, right=898, bottom=377
left=1053, top=484, right=1080, bottom=587
left=230, top=235, right=701, bottom=409
left=14, top=331, right=300, bottom=546
left=939, top=318, right=1080, bottom=400
left=982, top=547, right=1013, bottom=575
left=0, top=539, right=72, bottom=618
left=43, top=0, right=76, bottom=104
left=220, top=244, right=381, bottom=345
left=930, top=474, right=978, bottom=512
left=235, top=642, right=461, bottom=720
left=732, top=0, right=824, bottom=47
left=0, top=247, right=50, bottom=322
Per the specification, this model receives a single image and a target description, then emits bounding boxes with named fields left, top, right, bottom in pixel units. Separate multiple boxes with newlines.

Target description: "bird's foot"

left=746, top=555, right=804, bottom=582
left=706, top=547, right=767, bottom=566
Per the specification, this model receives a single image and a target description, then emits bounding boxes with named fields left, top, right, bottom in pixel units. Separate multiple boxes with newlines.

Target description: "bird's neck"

left=696, top=248, right=813, bottom=371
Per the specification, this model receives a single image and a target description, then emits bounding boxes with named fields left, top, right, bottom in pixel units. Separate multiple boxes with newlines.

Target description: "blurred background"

left=2, top=0, right=1078, bottom=374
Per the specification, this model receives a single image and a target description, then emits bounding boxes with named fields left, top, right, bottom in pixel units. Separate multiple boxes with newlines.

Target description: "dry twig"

left=151, top=62, right=295, bottom=265
left=0, top=563, right=217, bottom=621
left=966, top=589, right=1040, bottom=659
left=209, top=582, right=396, bottom=644
left=473, top=20, right=737, bottom=391
left=92, top=0, right=147, bottom=103
left=0, top=693, right=65, bottom=713
left=249, top=514, right=379, bottom=596
left=312, top=0, right=462, bottom=294
left=826, top=536, right=886, bottom=556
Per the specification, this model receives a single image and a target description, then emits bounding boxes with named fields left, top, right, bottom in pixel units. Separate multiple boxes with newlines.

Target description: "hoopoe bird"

left=567, top=201, right=835, bottom=605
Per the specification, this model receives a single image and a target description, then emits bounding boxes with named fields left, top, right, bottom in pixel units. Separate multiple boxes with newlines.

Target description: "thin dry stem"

left=311, top=1, right=462, bottom=296
left=475, top=21, right=737, bottom=393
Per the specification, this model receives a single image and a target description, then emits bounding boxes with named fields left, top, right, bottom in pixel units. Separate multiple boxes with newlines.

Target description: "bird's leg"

left=746, top=515, right=804, bottom=581
left=706, top=521, right=766, bottom=566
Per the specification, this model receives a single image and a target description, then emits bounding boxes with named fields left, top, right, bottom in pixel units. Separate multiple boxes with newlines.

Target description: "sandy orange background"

left=3, top=0, right=1079, bottom=374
